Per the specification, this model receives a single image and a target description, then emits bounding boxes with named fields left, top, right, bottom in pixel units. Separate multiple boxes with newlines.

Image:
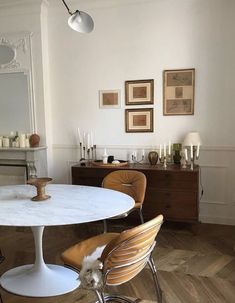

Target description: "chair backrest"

left=100, top=214, right=163, bottom=286
left=102, top=170, right=147, bottom=205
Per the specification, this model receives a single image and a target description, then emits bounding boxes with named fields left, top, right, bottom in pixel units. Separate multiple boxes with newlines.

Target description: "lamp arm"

left=62, top=0, right=73, bottom=15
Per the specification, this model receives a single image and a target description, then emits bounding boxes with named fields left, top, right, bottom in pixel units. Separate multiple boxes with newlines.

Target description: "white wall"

left=1, top=0, right=235, bottom=224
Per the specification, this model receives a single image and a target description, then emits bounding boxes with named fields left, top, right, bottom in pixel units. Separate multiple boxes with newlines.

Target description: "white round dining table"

left=0, top=184, right=134, bottom=297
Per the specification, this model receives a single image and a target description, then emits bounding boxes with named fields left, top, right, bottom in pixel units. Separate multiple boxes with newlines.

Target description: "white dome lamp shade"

left=62, top=0, right=94, bottom=33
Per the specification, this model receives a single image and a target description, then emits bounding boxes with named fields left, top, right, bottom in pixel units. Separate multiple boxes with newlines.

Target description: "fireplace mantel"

left=0, top=146, right=47, bottom=181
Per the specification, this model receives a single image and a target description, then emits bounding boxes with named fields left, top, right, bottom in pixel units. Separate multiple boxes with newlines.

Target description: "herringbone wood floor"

left=0, top=221, right=235, bottom=303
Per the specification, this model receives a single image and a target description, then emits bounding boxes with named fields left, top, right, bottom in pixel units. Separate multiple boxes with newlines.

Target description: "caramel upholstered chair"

left=102, top=170, right=147, bottom=232
left=61, top=214, right=164, bottom=303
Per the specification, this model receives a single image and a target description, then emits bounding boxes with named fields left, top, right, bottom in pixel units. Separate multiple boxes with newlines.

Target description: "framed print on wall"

left=99, top=90, right=121, bottom=109
left=125, top=79, right=154, bottom=105
left=163, top=69, right=195, bottom=115
left=125, top=108, right=153, bottom=133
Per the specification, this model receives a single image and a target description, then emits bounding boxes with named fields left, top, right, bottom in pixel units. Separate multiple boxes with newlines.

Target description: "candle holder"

left=163, top=156, right=167, bottom=169
left=27, top=177, right=52, bottom=201
left=132, top=152, right=145, bottom=164
left=189, top=146, right=199, bottom=170
left=78, top=144, right=97, bottom=165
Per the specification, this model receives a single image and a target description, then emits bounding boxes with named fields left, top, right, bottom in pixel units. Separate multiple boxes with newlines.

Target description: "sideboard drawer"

left=144, top=188, right=198, bottom=221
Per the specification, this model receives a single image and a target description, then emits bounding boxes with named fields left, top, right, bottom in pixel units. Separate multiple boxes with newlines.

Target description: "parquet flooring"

left=0, top=221, right=235, bottom=303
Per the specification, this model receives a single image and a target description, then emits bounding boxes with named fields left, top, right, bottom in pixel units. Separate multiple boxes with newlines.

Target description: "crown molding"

left=49, top=0, right=155, bottom=10
left=0, top=0, right=48, bottom=9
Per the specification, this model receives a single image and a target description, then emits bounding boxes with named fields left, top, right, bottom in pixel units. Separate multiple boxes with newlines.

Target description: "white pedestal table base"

left=0, top=263, right=79, bottom=297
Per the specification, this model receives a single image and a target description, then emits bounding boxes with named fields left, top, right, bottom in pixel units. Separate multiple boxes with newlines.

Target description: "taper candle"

left=163, top=144, right=166, bottom=157
left=196, top=144, right=200, bottom=158
left=190, top=144, right=193, bottom=159
left=168, top=141, right=171, bottom=155
left=77, top=128, right=82, bottom=144
left=185, top=148, right=188, bottom=161
left=159, top=144, right=162, bottom=158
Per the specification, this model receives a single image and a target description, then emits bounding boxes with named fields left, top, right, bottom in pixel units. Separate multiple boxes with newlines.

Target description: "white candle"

left=142, top=149, right=145, bottom=158
left=83, top=132, right=86, bottom=148
left=190, top=144, right=193, bottom=159
left=163, top=144, right=166, bottom=157
left=87, top=133, right=91, bottom=149
left=168, top=141, right=171, bottom=155
left=104, top=148, right=107, bottom=156
left=196, top=144, right=200, bottom=158
left=90, top=132, right=94, bottom=147
left=184, top=148, right=188, bottom=161
left=77, top=128, right=82, bottom=144
left=159, top=144, right=162, bottom=158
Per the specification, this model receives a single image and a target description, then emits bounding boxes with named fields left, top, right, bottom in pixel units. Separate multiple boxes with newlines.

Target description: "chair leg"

left=96, top=291, right=136, bottom=303
left=148, top=256, right=162, bottom=303
left=0, top=293, right=3, bottom=303
left=95, top=290, right=106, bottom=303
left=139, top=208, right=144, bottom=224
left=103, top=219, right=108, bottom=233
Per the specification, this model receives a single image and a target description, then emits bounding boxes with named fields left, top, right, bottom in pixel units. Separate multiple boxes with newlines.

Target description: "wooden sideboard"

left=72, top=163, right=199, bottom=223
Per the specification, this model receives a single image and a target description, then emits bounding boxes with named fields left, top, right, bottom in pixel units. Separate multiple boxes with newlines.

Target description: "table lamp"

left=183, top=132, right=202, bottom=169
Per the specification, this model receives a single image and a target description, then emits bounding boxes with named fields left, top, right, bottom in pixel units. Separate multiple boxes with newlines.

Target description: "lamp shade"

left=68, top=10, right=94, bottom=33
left=183, top=132, right=202, bottom=146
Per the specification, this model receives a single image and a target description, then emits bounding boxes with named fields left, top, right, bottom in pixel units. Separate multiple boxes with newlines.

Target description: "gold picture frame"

left=125, top=108, right=153, bottom=133
left=99, top=90, right=121, bottom=109
left=163, top=69, right=195, bottom=115
left=125, top=79, right=154, bottom=105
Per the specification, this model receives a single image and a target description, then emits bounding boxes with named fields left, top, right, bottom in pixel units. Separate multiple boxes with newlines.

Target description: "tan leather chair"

left=61, top=214, right=164, bottom=303
left=102, top=170, right=147, bottom=232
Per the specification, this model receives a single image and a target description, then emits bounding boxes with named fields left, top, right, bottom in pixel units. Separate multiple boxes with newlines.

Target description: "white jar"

left=102, top=155, right=108, bottom=164
left=3, top=137, right=10, bottom=148
left=19, top=134, right=26, bottom=148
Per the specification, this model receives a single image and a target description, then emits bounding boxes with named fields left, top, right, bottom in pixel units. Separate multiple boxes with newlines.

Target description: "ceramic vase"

left=148, top=151, right=159, bottom=165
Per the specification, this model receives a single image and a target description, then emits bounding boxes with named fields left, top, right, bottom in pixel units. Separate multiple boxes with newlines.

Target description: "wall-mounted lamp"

left=62, top=0, right=94, bottom=33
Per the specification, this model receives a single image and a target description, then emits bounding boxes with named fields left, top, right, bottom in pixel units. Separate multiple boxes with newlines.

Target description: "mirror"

left=0, top=72, right=31, bottom=135
left=0, top=44, right=15, bottom=67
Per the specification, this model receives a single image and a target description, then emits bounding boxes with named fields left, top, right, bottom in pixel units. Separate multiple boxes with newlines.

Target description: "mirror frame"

left=0, top=33, right=36, bottom=133
left=0, top=39, right=16, bottom=69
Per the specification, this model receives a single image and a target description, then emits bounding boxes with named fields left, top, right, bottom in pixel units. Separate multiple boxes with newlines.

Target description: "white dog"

left=79, top=246, right=105, bottom=290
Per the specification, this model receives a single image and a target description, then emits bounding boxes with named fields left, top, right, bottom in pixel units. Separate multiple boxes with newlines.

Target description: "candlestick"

left=90, top=131, right=94, bottom=148
left=87, top=133, right=91, bottom=150
left=190, top=144, right=193, bottom=159
left=196, top=144, right=200, bottom=158
left=163, top=156, right=167, bottom=169
left=94, top=144, right=97, bottom=160
left=77, top=128, right=82, bottom=144
left=184, top=148, right=188, bottom=161
left=83, top=132, right=86, bottom=148
left=142, top=149, right=145, bottom=160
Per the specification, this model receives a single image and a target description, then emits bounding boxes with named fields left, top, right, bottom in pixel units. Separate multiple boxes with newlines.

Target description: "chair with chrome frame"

left=0, top=249, right=5, bottom=303
left=61, top=214, right=164, bottom=303
left=102, top=170, right=147, bottom=232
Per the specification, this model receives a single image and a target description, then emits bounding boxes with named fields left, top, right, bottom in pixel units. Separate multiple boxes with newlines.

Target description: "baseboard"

left=199, top=215, right=235, bottom=226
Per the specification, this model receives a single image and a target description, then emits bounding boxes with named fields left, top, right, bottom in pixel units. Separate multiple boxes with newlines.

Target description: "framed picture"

left=99, top=90, right=121, bottom=109
left=163, top=69, right=195, bottom=115
left=125, top=108, right=153, bottom=133
left=125, top=79, right=154, bottom=105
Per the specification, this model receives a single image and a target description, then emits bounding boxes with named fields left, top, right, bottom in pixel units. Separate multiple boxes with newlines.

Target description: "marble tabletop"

left=0, top=184, right=134, bottom=226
